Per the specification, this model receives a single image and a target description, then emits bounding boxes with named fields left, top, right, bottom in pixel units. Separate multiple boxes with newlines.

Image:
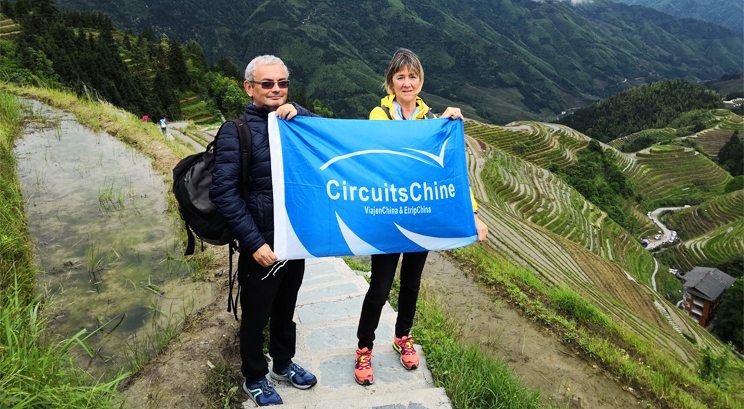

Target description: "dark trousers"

left=357, top=251, right=428, bottom=350
left=238, top=255, right=304, bottom=381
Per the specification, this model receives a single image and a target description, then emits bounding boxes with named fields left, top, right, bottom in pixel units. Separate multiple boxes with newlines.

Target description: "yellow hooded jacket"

left=369, top=94, right=477, bottom=212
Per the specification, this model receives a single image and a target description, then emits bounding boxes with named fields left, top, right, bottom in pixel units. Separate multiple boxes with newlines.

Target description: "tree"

left=184, top=40, right=207, bottom=72
left=152, top=69, right=181, bottom=120
left=718, top=131, right=743, bottom=176
left=167, top=37, right=189, bottom=90
left=139, top=25, right=156, bottom=43
left=713, top=278, right=743, bottom=350
left=725, top=175, right=744, bottom=193
left=214, top=56, right=242, bottom=81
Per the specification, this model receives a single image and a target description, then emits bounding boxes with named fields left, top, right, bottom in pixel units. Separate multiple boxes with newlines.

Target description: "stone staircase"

left=242, top=257, right=452, bottom=409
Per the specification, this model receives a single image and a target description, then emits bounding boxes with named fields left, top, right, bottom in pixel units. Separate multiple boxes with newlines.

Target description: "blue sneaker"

left=270, top=362, right=318, bottom=390
left=243, top=378, right=282, bottom=406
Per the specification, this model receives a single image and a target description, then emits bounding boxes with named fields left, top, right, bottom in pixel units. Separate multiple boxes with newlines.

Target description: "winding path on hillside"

left=645, top=206, right=685, bottom=250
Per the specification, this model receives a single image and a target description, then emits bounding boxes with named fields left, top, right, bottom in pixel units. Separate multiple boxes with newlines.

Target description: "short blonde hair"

left=384, top=49, right=424, bottom=95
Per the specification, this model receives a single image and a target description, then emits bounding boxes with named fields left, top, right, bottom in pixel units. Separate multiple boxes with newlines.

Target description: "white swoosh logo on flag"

left=394, top=223, right=477, bottom=251
left=320, top=137, right=450, bottom=170
left=336, top=213, right=381, bottom=255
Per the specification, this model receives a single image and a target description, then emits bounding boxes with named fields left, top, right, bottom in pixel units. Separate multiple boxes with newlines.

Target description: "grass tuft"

left=415, top=290, right=544, bottom=409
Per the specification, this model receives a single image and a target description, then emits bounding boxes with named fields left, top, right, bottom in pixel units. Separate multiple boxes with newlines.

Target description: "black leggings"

left=238, top=255, right=304, bottom=381
left=357, top=251, right=428, bottom=350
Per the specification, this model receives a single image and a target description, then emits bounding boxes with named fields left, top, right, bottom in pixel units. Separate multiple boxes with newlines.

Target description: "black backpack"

left=172, top=116, right=251, bottom=319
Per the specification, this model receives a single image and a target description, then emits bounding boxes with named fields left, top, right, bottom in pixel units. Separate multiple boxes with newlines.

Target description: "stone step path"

left=242, top=257, right=452, bottom=409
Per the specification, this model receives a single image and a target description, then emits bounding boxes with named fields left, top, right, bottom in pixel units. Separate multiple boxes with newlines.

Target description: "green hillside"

left=462, top=120, right=683, bottom=285
left=558, top=80, right=724, bottom=142
left=475, top=146, right=659, bottom=285
left=703, top=72, right=744, bottom=99
left=54, top=0, right=744, bottom=121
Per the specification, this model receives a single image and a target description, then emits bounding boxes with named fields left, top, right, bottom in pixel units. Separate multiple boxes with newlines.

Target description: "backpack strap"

left=231, top=116, right=253, bottom=191
left=227, top=116, right=251, bottom=321
left=380, top=105, right=394, bottom=120
left=381, top=105, right=435, bottom=119
left=184, top=221, right=196, bottom=256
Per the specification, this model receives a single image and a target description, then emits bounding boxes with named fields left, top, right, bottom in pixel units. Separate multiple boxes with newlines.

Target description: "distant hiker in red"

left=142, top=115, right=149, bottom=122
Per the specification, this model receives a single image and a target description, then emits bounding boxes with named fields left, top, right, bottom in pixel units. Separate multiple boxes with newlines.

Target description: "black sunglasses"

left=250, top=80, right=290, bottom=90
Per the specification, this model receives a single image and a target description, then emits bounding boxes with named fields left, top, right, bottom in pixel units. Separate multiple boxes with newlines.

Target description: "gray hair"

left=244, top=55, right=289, bottom=82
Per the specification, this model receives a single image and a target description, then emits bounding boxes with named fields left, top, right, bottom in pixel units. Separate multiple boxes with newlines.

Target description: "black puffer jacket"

left=210, top=102, right=317, bottom=255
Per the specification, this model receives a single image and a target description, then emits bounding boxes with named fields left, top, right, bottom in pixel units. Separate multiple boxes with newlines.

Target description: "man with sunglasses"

left=211, top=55, right=319, bottom=407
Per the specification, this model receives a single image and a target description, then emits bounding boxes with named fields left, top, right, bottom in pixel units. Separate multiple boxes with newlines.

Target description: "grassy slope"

left=450, top=242, right=743, bottom=409
left=0, top=93, right=33, bottom=299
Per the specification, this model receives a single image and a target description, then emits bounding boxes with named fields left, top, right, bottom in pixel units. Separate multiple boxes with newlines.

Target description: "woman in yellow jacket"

left=354, top=48, right=489, bottom=386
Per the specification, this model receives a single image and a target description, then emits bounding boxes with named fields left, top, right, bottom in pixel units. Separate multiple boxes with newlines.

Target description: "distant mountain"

left=609, top=0, right=744, bottom=33
left=703, top=72, right=744, bottom=99
left=56, top=0, right=743, bottom=121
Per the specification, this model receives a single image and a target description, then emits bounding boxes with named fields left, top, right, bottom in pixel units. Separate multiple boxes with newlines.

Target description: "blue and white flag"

left=268, top=113, right=477, bottom=260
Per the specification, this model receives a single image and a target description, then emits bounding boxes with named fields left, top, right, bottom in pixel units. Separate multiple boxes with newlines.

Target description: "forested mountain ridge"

left=557, top=80, right=724, bottom=142
left=609, top=0, right=744, bottom=33
left=55, top=0, right=743, bottom=122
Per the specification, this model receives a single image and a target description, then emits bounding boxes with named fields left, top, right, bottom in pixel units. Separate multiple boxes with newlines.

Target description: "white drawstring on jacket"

left=261, top=259, right=288, bottom=281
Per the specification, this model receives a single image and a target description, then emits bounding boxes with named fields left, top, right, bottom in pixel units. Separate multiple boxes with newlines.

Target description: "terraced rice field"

left=625, top=202, right=658, bottom=238
left=601, top=143, right=636, bottom=172
left=463, top=121, right=589, bottom=169
left=626, top=145, right=732, bottom=206
left=469, top=138, right=657, bottom=286
left=718, top=115, right=744, bottom=131
left=464, top=130, right=729, bottom=361
left=691, top=128, right=735, bottom=159
left=179, top=94, right=220, bottom=125
left=0, top=15, right=20, bottom=40
left=608, top=128, right=677, bottom=151
left=465, top=148, right=724, bottom=363
left=665, top=190, right=744, bottom=239
left=661, top=218, right=744, bottom=272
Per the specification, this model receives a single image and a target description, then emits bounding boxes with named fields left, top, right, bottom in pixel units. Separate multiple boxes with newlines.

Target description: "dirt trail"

left=422, top=252, right=647, bottom=409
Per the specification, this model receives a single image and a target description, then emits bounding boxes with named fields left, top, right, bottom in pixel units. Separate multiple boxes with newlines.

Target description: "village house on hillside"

left=679, top=267, right=735, bottom=326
